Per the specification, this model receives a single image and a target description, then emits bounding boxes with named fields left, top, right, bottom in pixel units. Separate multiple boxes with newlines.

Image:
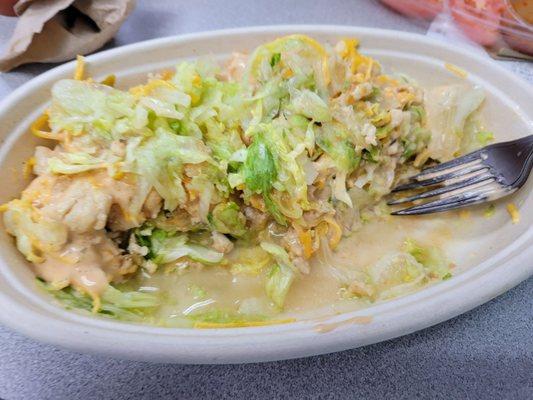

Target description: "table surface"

left=0, top=1, right=532, bottom=399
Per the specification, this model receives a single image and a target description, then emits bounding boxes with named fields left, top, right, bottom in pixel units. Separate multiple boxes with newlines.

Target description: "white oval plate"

left=0, top=26, right=531, bottom=364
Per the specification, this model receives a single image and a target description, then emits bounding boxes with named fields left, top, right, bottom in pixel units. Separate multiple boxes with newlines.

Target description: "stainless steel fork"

left=388, top=135, right=533, bottom=215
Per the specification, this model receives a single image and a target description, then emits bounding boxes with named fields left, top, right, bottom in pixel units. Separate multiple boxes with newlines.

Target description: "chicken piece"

left=243, top=206, right=268, bottom=231
left=33, top=146, right=57, bottom=176
left=222, top=52, right=248, bottom=81
left=211, top=231, right=234, bottom=254
left=30, top=176, right=113, bottom=233
left=292, top=256, right=310, bottom=275
left=142, top=189, right=162, bottom=219
left=153, top=207, right=198, bottom=231
left=283, top=228, right=304, bottom=258
left=348, top=280, right=375, bottom=298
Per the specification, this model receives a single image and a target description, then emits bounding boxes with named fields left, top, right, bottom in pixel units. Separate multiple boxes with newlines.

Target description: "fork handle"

left=513, top=134, right=533, bottom=189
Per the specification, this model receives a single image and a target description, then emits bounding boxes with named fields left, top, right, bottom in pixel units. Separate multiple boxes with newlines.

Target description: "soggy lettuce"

left=349, top=239, right=452, bottom=301
left=136, top=229, right=224, bottom=265
left=265, top=263, right=295, bottom=309
left=260, top=242, right=296, bottom=308
left=38, top=280, right=159, bottom=321
left=260, top=242, right=296, bottom=271
left=208, top=202, right=247, bottom=237
left=128, top=128, right=212, bottom=210
left=228, top=245, right=272, bottom=275
left=368, top=253, right=427, bottom=300
left=404, top=238, right=451, bottom=279
left=316, top=122, right=360, bottom=207
left=242, top=122, right=310, bottom=223
left=316, top=122, right=360, bottom=173
left=425, top=84, right=485, bottom=161
left=460, top=114, right=494, bottom=154
left=244, top=131, right=278, bottom=195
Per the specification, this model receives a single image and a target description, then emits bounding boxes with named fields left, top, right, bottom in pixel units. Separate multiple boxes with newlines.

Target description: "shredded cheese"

left=129, top=79, right=175, bottom=97
left=74, top=55, right=85, bottom=80
left=191, top=74, right=202, bottom=87
left=445, top=63, right=468, bottom=79
left=324, top=217, right=342, bottom=250
left=506, top=203, right=520, bottom=224
left=100, top=74, right=116, bottom=87
left=194, top=318, right=295, bottom=329
left=31, top=113, right=63, bottom=140
left=159, top=69, right=175, bottom=80
left=23, top=157, right=36, bottom=179
left=458, top=209, right=471, bottom=220
left=294, top=225, right=313, bottom=259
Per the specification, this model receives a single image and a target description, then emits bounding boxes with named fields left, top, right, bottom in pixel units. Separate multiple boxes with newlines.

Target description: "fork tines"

left=388, top=151, right=504, bottom=215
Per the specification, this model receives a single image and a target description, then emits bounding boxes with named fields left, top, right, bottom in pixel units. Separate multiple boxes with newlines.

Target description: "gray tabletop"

left=0, top=1, right=532, bottom=399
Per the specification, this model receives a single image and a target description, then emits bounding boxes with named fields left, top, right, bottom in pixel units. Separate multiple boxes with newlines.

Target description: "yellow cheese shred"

left=31, top=113, right=63, bottom=140
left=100, top=74, right=116, bottom=87
left=74, top=55, right=86, bottom=80
left=194, top=318, right=295, bottom=329
left=506, top=203, right=520, bottom=224
left=23, top=157, right=36, bottom=179
left=445, top=63, right=468, bottom=79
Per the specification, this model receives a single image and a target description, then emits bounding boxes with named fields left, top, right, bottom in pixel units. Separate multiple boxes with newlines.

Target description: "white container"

left=0, top=26, right=531, bottom=364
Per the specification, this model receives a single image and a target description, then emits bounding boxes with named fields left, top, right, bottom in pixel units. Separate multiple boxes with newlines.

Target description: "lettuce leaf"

left=368, top=253, right=427, bottom=300
left=137, top=229, right=224, bottom=265
left=289, top=88, right=331, bottom=122
left=265, top=263, right=295, bottom=309
left=404, top=238, right=451, bottom=279
left=243, top=129, right=287, bottom=224
left=259, top=242, right=296, bottom=308
left=127, top=127, right=212, bottom=211
left=208, top=202, right=247, bottom=237
left=425, top=84, right=485, bottom=161
left=49, top=79, right=136, bottom=139
left=38, top=280, right=159, bottom=321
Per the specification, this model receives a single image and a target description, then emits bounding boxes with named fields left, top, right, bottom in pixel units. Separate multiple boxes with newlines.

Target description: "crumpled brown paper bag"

left=0, top=0, right=136, bottom=72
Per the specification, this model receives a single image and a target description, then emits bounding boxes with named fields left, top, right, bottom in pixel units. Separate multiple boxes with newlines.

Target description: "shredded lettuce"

left=259, top=242, right=296, bottom=308
left=316, top=122, right=360, bottom=173
left=47, top=152, right=108, bottom=175
left=289, top=89, right=331, bottom=122
left=244, top=131, right=278, bottom=195
left=243, top=128, right=287, bottom=224
left=404, top=238, right=451, bottom=279
left=260, top=242, right=296, bottom=271
left=127, top=128, right=212, bottom=210
left=208, top=202, right=247, bottom=237
left=49, top=79, right=137, bottom=139
left=38, top=280, right=159, bottom=321
left=425, top=84, right=485, bottom=161
left=265, top=263, right=295, bottom=309
left=368, top=253, right=427, bottom=300
left=349, top=239, right=452, bottom=301
left=136, top=228, right=224, bottom=265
